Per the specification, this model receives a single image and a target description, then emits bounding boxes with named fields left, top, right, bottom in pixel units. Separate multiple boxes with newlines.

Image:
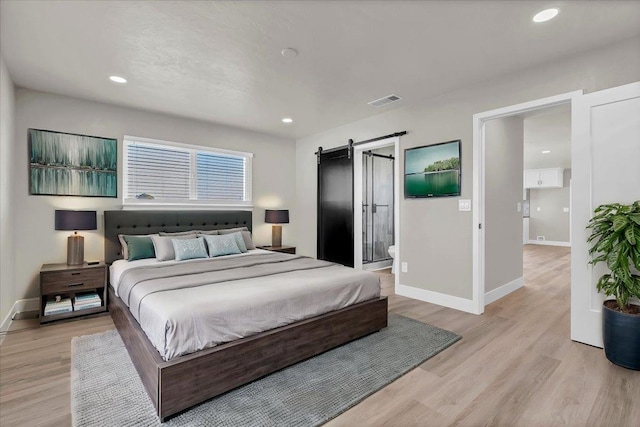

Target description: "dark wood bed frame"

left=104, top=210, right=388, bottom=421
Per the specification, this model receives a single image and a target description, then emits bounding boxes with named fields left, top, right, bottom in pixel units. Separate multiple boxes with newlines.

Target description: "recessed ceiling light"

left=533, top=8, right=559, bottom=23
left=281, top=48, right=298, bottom=58
left=282, top=118, right=293, bottom=123
left=109, top=75, right=127, bottom=84
left=542, top=150, right=551, bottom=154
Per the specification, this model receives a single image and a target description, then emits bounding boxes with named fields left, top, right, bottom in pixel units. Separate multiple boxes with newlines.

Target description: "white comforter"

left=110, top=250, right=381, bottom=361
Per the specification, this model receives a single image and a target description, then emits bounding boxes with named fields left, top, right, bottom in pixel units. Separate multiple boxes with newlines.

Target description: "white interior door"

left=571, top=81, right=640, bottom=347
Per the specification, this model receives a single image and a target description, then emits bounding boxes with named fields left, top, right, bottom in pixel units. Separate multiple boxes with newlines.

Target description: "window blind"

left=124, top=137, right=252, bottom=205
left=196, top=152, right=246, bottom=201
left=126, top=142, right=191, bottom=199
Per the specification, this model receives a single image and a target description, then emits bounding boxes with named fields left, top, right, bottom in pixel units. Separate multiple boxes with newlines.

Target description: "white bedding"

left=109, top=249, right=271, bottom=296
left=110, top=251, right=381, bottom=361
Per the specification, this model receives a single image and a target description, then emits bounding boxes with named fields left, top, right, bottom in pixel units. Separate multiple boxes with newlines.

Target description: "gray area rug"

left=71, top=314, right=460, bottom=426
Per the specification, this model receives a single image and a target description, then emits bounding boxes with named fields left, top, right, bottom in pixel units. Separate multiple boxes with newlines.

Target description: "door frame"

left=353, top=136, right=401, bottom=290
left=471, top=90, right=583, bottom=314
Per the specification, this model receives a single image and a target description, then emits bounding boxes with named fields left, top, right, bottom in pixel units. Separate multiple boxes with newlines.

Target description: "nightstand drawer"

left=41, top=269, right=105, bottom=294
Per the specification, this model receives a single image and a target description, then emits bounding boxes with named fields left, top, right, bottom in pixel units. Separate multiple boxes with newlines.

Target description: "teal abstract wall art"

left=29, top=129, right=117, bottom=197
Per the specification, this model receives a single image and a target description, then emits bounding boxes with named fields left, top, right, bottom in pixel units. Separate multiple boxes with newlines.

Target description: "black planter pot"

left=602, top=301, right=640, bottom=370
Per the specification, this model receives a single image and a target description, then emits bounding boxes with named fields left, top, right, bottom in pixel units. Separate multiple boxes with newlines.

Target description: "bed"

left=104, top=210, right=388, bottom=421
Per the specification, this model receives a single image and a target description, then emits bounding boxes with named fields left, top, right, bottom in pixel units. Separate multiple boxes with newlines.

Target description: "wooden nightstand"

left=39, top=262, right=107, bottom=324
left=257, top=245, right=296, bottom=255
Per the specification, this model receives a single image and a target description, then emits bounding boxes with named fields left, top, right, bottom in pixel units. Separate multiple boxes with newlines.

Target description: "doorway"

left=361, top=147, right=395, bottom=270
left=471, top=90, right=583, bottom=314
left=522, top=104, right=572, bottom=249
left=481, top=103, right=573, bottom=306
left=353, top=137, right=400, bottom=288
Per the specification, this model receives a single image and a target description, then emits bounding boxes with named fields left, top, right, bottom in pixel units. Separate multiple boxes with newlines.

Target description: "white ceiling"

left=2, top=1, right=640, bottom=139
left=523, top=104, right=571, bottom=170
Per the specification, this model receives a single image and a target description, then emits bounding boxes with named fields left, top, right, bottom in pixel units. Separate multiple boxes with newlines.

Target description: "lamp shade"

left=265, top=209, right=289, bottom=224
left=55, top=210, right=97, bottom=231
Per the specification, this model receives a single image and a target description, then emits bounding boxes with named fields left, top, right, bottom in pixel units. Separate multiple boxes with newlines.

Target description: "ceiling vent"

left=368, top=94, right=402, bottom=108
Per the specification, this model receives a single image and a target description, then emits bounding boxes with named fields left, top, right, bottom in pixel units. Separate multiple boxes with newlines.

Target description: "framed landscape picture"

left=404, top=139, right=461, bottom=198
left=29, top=129, right=117, bottom=197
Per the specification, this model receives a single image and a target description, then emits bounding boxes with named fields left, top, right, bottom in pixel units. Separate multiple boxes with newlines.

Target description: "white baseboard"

left=485, top=276, right=525, bottom=306
left=396, top=284, right=478, bottom=314
left=0, top=298, right=40, bottom=333
left=527, top=240, right=571, bottom=247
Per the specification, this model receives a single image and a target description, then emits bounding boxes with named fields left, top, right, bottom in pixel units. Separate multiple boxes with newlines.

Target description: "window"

left=123, top=136, right=252, bottom=206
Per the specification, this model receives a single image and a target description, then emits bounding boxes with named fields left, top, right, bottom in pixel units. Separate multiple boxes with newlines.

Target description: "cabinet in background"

left=524, top=168, right=564, bottom=189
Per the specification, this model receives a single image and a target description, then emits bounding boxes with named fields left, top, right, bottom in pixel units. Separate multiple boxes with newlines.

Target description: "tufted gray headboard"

left=104, top=210, right=252, bottom=265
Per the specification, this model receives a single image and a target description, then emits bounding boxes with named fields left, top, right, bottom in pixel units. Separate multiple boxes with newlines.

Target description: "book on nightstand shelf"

left=73, top=292, right=102, bottom=311
left=44, top=298, right=73, bottom=316
left=74, top=302, right=102, bottom=311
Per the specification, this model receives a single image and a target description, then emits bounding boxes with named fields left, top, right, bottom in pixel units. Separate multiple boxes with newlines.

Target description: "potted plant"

left=587, top=201, right=640, bottom=370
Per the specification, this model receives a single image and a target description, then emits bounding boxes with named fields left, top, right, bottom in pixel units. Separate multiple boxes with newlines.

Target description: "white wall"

left=529, top=169, right=572, bottom=243
left=485, top=116, right=524, bottom=293
left=295, top=37, right=640, bottom=301
left=13, top=89, right=296, bottom=302
left=0, top=55, right=16, bottom=325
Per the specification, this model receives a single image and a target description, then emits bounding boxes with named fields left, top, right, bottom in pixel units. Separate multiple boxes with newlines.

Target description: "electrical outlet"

left=401, top=262, right=408, bottom=273
left=458, top=199, right=471, bottom=211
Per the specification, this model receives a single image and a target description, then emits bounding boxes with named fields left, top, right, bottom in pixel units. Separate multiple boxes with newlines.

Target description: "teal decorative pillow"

left=203, top=234, right=242, bottom=257
left=219, top=228, right=255, bottom=250
left=171, top=237, right=208, bottom=261
left=229, top=232, right=247, bottom=253
left=150, top=234, right=197, bottom=261
left=123, top=235, right=156, bottom=261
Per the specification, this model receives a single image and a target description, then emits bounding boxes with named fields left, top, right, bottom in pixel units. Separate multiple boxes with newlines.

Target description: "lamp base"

left=67, top=234, right=84, bottom=265
left=271, top=225, right=282, bottom=247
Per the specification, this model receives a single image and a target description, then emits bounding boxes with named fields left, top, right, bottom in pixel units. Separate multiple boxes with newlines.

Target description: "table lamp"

left=55, top=210, right=97, bottom=265
left=265, top=209, right=289, bottom=247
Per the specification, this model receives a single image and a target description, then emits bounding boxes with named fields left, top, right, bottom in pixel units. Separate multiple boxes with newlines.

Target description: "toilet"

left=388, top=245, right=396, bottom=274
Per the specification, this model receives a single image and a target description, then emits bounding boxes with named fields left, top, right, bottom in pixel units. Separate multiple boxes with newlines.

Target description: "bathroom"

left=361, top=145, right=396, bottom=272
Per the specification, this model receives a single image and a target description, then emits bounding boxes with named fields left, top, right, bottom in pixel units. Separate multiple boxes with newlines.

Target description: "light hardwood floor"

left=1, top=245, right=638, bottom=426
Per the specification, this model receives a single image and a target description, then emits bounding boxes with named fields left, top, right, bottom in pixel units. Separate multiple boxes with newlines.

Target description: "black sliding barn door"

left=317, top=147, right=354, bottom=267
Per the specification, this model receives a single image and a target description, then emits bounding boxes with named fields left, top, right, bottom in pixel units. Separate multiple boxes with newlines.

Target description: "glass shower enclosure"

left=362, top=150, right=394, bottom=264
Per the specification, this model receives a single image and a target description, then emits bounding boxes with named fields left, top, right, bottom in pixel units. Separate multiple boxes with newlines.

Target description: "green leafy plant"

left=587, top=201, right=640, bottom=311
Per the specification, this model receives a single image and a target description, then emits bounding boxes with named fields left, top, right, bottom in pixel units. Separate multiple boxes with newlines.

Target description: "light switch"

left=459, top=199, right=471, bottom=211
left=536, top=207, right=541, bottom=212
left=517, top=202, right=522, bottom=212
left=563, top=207, right=569, bottom=213
left=401, top=262, right=408, bottom=273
